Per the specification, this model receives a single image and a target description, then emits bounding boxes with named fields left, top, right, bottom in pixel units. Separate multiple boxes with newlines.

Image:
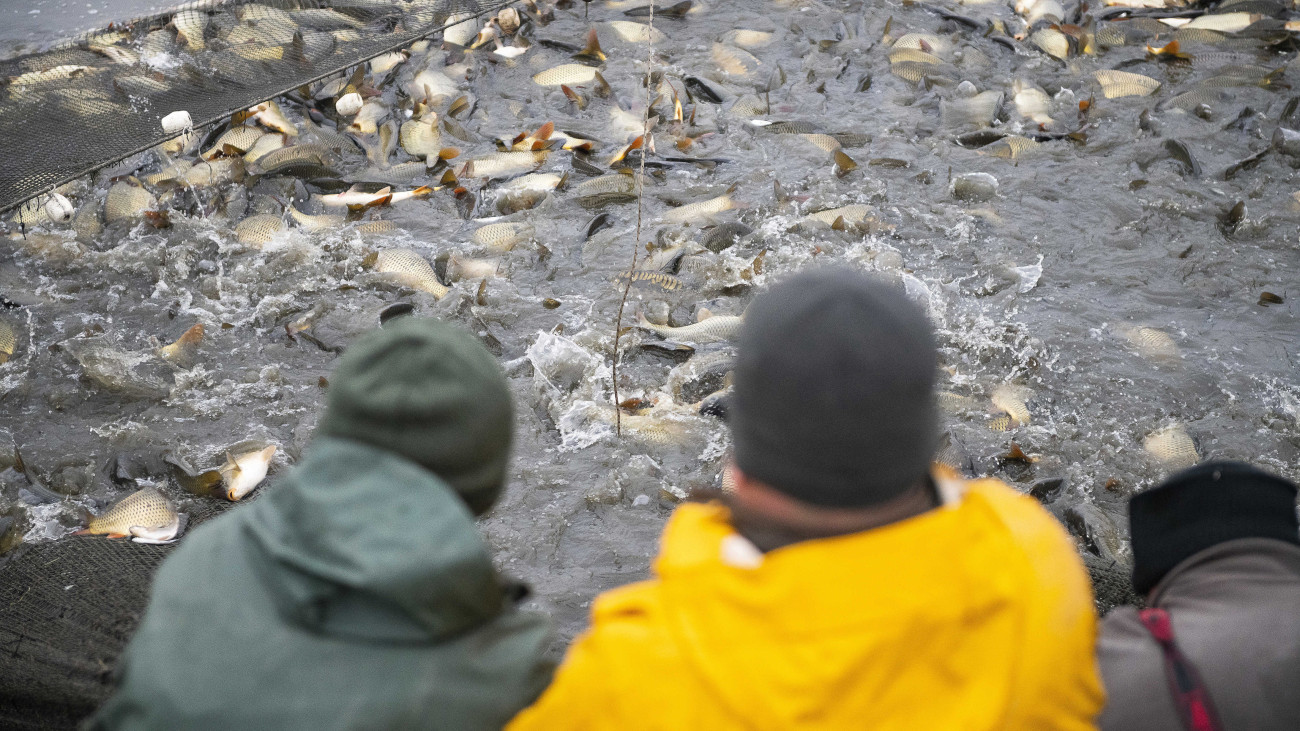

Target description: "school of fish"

left=1, top=0, right=1298, bottom=635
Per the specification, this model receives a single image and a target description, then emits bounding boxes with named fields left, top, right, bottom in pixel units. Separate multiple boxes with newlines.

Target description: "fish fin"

left=697, top=308, right=714, bottom=322
left=831, top=215, right=847, bottom=231
left=439, top=147, right=460, bottom=160
left=593, top=71, right=612, bottom=98
left=224, top=451, right=242, bottom=475
left=412, top=186, right=434, bottom=198
left=580, top=28, right=606, bottom=62
left=131, top=536, right=178, bottom=545
left=440, top=169, right=459, bottom=186
left=106, top=533, right=129, bottom=539
left=535, top=121, right=555, bottom=140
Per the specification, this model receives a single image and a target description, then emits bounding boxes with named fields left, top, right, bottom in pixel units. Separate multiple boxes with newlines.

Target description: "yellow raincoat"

left=508, top=475, right=1104, bottom=730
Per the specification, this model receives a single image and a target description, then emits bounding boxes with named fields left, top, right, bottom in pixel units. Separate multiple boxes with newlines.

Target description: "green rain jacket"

left=90, top=437, right=553, bottom=730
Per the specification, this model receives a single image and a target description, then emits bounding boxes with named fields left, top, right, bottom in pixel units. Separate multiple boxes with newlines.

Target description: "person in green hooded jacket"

left=89, top=318, right=554, bottom=730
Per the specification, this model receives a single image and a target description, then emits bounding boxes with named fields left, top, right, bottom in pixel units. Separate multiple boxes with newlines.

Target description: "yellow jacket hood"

left=509, top=476, right=1104, bottom=730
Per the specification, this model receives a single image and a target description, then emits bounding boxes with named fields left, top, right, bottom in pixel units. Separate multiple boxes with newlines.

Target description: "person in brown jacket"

left=1098, top=461, right=1300, bottom=731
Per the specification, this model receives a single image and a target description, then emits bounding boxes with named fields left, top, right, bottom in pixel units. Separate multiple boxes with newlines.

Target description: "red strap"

left=1138, top=608, right=1225, bottom=731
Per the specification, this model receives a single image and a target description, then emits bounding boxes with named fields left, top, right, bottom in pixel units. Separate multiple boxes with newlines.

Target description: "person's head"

left=315, top=317, right=513, bottom=515
left=729, top=267, right=940, bottom=522
left=1129, top=460, right=1300, bottom=596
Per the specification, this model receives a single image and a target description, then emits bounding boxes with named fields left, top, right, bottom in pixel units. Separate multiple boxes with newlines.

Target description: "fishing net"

left=0, top=500, right=236, bottom=729
left=0, top=0, right=511, bottom=218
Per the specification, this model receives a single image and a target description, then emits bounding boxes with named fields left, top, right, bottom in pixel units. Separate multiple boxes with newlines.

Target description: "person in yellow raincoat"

left=508, top=268, right=1104, bottom=731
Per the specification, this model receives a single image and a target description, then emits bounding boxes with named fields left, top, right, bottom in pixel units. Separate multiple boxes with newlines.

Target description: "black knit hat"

left=316, top=318, right=514, bottom=515
left=731, top=267, right=939, bottom=508
left=1130, top=461, right=1300, bottom=596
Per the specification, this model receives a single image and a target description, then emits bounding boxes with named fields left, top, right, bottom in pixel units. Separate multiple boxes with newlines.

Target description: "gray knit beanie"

left=731, top=267, right=939, bottom=507
left=316, top=317, right=513, bottom=515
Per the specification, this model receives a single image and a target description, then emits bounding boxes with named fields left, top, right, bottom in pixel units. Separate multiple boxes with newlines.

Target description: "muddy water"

left=2, top=0, right=1299, bottom=642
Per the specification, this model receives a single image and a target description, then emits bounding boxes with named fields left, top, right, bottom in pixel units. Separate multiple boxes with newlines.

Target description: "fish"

left=369, top=248, right=449, bottom=299
left=1124, top=326, right=1180, bottom=359
left=980, top=135, right=1040, bottom=159
left=399, top=114, right=444, bottom=159
left=615, top=270, right=684, bottom=290
left=712, top=43, right=761, bottom=77
left=1030, top=28, right=1071, bottom=60
left=0, top=319, right=14, bottom=365
left=445, top=254, right=501, bottom=282
left=370, top=51, right=409, bottom=75
left=158, top=323, right=204, bottom=365
left=637, top=311, right=743, bottom=343
left=461, top=151, right=547, bottom=179
left=202, top=125, right=267, bottom=159
left=105, top=181, right=156, bottom=222
left=625, top=1, right=694, bottom=19
left=235, top=214, right=287, bottom=247
left=1013, top=81, right=1055, bottom=126
left=219, top=443, right=277, bottom=501
left=442, top=12, right=479, bottom=47
left=1184, top=12, right=1259, bottom=33
left=806, top=204, right=874, bottom=227
left=348, top=100, right=389, bottom=135
left=242, top=133, right=287, bottom=164
left=722, top=29, right=774, bottom=49
left=1094, top=69, right=1160, bottom=99
left=408, top=69, right=460, bottom=105
left=991, top=384, right=1031, bottom=427
left=287, top=205, right=345, bottom=231
left=74, top=488, right=183, bottom=543
left=887, top=48, right=943, bottom=65
left=1143, top=424, right=1199, bottom=468
left=172, top=9, right=208, bottom=50
left=472, top=222, right=535, bottom=250
left=937, top=391, right=978, bottom=416
left=533, top=64, right=601, bottom=86
left=661, top=194, right=738, bottom=223
left=243, top=100, right=298, bottom=136
left=605, top=20, right=667, bottom=44
left=319, top=185, right=394, bottom=209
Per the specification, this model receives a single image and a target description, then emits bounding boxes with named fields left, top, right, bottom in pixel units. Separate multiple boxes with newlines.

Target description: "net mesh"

left=0, top=0, right=509, bottom=217
left=0, top=499, right=235, bottom=729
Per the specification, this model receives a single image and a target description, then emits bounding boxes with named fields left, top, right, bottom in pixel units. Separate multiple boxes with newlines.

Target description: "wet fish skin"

left=105, top=181, right=156, bottom=223
left=1143, top=424, right=1199, bottom=469
left=75, top=487, right=181, bottom=543
left=371, top=248, right=450, bottom=299
left=661, top=194, right=738, bottom=224
left=220, top=444, right=277, bottom=501
left=614, top=270, right=684, bottom=290
left=235, top=214, right=287, bottom=247
left=158, top=323, right=204, bottom=365
left=472, top=222, right=535, bottom=250
left=637, top=311, right=743, bottom=343
left=0, top=319, right=14, bottom=365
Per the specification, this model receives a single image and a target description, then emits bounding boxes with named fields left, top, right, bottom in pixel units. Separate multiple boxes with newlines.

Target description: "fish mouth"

left=227, top=489, right=241, bottom=501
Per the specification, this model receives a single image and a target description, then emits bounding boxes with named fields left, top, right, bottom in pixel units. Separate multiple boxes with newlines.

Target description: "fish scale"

left=0, top=319, right=14, bottom=364
left=1144, top=425, right=1199, bottom=468
left=473, top=222, right=534, bottom=250
left=104, top=182, right=154, bottom=222
left=638, top=313, right=743, bottom=343
left=82, top=488, right=180, bottom=540
left=235, top=214, right=287, bottom=247
left=374, top=248, right=449, bottom=299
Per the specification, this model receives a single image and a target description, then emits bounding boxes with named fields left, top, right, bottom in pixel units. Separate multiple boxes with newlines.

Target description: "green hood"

left=243, top=437, right=505, bottom=643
